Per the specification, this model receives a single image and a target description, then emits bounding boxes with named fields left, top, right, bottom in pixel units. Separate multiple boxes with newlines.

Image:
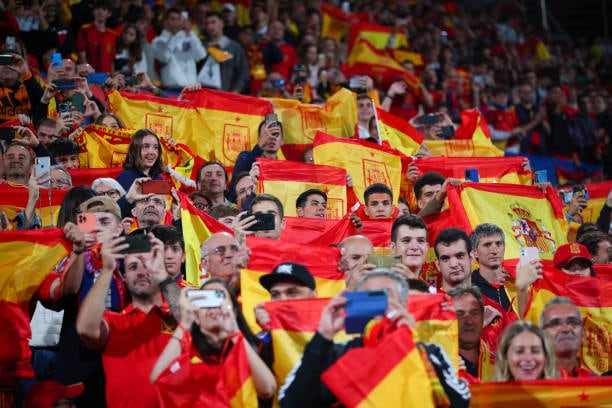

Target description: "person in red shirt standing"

left=268, top=20, right=296, bottom=82
left=75, top=0, right=118, bottom=73
left=485, top=86, right=525, bottom=154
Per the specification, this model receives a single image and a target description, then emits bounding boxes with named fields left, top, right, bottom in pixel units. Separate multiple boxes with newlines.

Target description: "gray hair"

left=50, top=165, right=72, bottom=187
left=356, top=268, right=410, bottom=303
left=540, top=296, right=582, bottom=327
left=469, top=223, right=505, bottom=249
left=91, top=178, right=127, bottom=196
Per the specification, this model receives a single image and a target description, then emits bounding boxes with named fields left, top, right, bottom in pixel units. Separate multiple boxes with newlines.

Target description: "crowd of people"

left=0, top=0, right=611, bottom=406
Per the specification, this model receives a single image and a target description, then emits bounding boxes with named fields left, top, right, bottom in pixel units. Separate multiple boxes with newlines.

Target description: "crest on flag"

left=145, top=113, right=173, bottom=138
left=362, top=159, right=391, bottom=187
left=326, top=198, right=345, bottom=219
left=508, top=203, right=558, bottom=255
left=582, top=312, right=610, bottom=373
left=221, top=123, right=251, bottom=163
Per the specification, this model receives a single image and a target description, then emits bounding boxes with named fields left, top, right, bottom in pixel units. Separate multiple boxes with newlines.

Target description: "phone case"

left=141, top=180, right=173, bottom=194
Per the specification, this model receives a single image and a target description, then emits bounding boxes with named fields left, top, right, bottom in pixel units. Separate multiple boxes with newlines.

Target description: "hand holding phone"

left=241, top=212, right=275, bottom=231
left=35, top=157, right=51, bottom=187
left=344, top=290, right=387, bottom=334
left=141, top=180, right=173, bottom=195
left=366, top=254, right=401, bottom=268
left=519, top=247, right=539, bottom=267
left=77, top=212, right=98, bottom=234
left=120, top=231, right=151, bottom=254
left=187, top=289, right=225, bottom=308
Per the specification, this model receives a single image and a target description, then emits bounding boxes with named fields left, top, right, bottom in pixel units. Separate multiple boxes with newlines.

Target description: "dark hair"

left=414, top=172, right=445, bottom=200
left=296, top=188, right=326, bottom=209
left=188, top=191, right=212, bottom=208
left=575, top=222, right=600, bottom=242
left=448, top=286, right=484, bottom=314
left=116, top=23, right=143, bottom=64
left=391, top=214, right=427, bottom=243
left=94, top=113, right=125, bottom=128
left=56, top=186, right=98, bottom=227
left=48, top=138, right=80, bottom=157
left=232, top=171, right=251, bottom=193
left=36, top=117, right=56, bottom=130
left=249, top=193, right=284, bottom=218
left=364, top=183, right=393, bottom=205
left=578, top=231, right=611, bottom=258
left=164, top=7, right=181, bottom=19
left=469, top=223, right=505, bottom=250
left=123, top=129, right=164, bottom=176
left=93, top=0, right=112, bottom=11
left=209, top=203, right=240, bottom=219
left=407, top=278, right=430, bottom=294
left=257, top=118, right=284, bottom=137
left=191, top=279, right=259, bottom=361
left=196, top=161, right=228, bottom=184
left=434, top=227, right=471, bottom=258
left=205, top=10, right=223, bottom=20
left=151, top=224, right=184, bottom=251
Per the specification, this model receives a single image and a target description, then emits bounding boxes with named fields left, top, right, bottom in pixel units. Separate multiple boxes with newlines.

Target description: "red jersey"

left=76, top=23, right=118, bottom=73
left=103, top=303, right=173, bottom=408
left=270, top=43, right=297, bottom=82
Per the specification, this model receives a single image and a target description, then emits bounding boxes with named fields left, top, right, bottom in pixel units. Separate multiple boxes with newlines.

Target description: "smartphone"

left=187, top=289, right=225, bottom=308
left=0, top=127, right=15, bottom=142
left=35, top=157, right=51, bottom=187
left=572, top=184, right=589, bottom=201
left=181, top=10, right=189, bottom=19
left=464, top=168, right=480, bottom=182
left=534, top=170, right=548, bottom=184
left=141, top=180, right=173, bottom=194
left=52, top=78, right=77, bottom=90
left=418, top=114, right=439, bottom=125
left=440, top=125, right=455, bottom=139
left=0, top=54, right=15, bottom=66
left=349, top=75, right=366, bottom=90
left=124, top=76, right=139, bottom=86
left=519, top=246, right=539, bottom=266
left=57, top=102, right=72, bottom=117
left=367, top=254, right=401, bottom=268
left=344, top=290, right=388, bottom=334
left=50, top=52, right=62, bottom=69
left=71, top=93, right=85, bottom=113
left=120, top=232, right=151, bottom=254
left=561, top=190, right=573, bottom=205
left=87, top=72, right=109, bottom=85
left=241, top=212, right=275, bottom=231
left=265, top=113, right=278, bottom=123
left=76, top=212, right=98, bottom=234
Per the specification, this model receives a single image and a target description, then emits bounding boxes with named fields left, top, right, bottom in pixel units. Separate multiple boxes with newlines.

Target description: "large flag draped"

left=319, top=3, right=357, bottom=42
left=470, top=377, right=612, bottom=407
left=256, top=158, right=348, bottom=219
left=424, top=139, right=504, bottom=157
left=181, top=88, right=274, bottom=166
left=376, top=107, right=423, bottom=157
left=347, top=22, right=408, bottom=51
left=415, top=156, right=532, bottom=185
left=280, top=215, right=354, bottom=245
left=179, top=192, right=233, bottom=285
left=313, top=131, right=402, bottom=205
left=0, top=184, right=67, bottom=228
left=68, top=167, right=123, bottom=187
left=446, top=183, right=567, bottom=260
left=453, top=109, right=492, bottom=141
left=321, top=326, right=435, bottom=408
left=524, top=265, right=612, bottom=375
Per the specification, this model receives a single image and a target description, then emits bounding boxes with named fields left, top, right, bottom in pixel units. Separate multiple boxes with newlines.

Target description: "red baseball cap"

left=553, top=242, right=591, bottom=269
left=24, top=381, right=84, bottom=408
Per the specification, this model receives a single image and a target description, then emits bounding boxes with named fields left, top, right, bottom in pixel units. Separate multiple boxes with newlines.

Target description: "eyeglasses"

left=211, top=244, right=239, bottom=257
left=136, top=197, right=165, bottom=206
left=50, top=178, right=71, bottom=187
left=194, top=202, right=210, bottom=211
left=543, top=317, right=582, bottom=329
left=97, top=190, right=120, bottom=198
left=237, top=185, right=254, bottom=196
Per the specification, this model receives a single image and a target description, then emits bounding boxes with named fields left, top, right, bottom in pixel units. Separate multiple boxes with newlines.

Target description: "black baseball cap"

left=259, top=262, right=316, bottom=292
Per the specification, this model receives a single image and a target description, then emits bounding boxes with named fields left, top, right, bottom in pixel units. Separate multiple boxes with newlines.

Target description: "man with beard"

left=195, top=161, right=230, bottom=206
left=540, top=297, right=596, bottom=377
left=131, top=194, right=167, bottom=229
left=296, top=189, right=327, bottom=218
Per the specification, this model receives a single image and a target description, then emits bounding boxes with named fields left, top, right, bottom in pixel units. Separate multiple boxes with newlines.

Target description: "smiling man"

left=389, top=214, right=429, bottom=280
left=296, top=189, right=327, bottom=218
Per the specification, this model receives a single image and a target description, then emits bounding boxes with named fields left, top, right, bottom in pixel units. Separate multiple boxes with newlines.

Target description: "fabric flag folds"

left=347, top=21, right=408, bottom=51
left=0, top=184, right=67, bottom=227
left=375, top=107, right=422, bottom=157
left=256, top=158, right=347, bottom=218
left=424, top=139, right=503, bottom=157
left=320, top=3, right=354, bottom=42
left=524, top=266, right=612, bottom=375
left=415, top=156, right=532, bottom=185
left=68, top=167, right=123, bottom=188
left=321, top=326, right=435, bottom=408
left=452, top=108, right=491, bottom=141
left=313, top=131, right=402, bottom=205
left=446, top=183, right=567, bottom=260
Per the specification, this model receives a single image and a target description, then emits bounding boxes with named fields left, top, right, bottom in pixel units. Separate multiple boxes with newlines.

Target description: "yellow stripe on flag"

left=424, top=139, right=503, bottom=157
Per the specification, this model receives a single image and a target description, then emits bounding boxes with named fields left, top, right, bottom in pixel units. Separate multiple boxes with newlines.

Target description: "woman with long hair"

left=150, top=279, right=276, bottom=405
left=116, top=128, right=165, bottom=191
left=114, top=23, right=147, bottom=75
left=494, top=321, right=559, bottom=381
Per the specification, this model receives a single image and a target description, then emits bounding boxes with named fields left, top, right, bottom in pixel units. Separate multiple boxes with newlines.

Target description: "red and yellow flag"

left=313, top=131, right=403, bottom=205
left=179, top=192, right=233, bottom=286
left=453, top=109, right=492, bottom=141
left=471, top=377, right=612, bottom=407
left=415, top=156, right=532, bottom=185
left=424, top=139, right=503, bottom=157
left=376, top=107, right=423, bottom=157
left=107, top=91, right=214, bottom=164
left=524, top=265, right=612, bottom=375
left=320, top=3, right=353, bottom=42
left=181, top=88, right=274, bottom=167
left=446, top=183, right=567, bottom=260
left=0, top=184, right=67, bottom=228
left=390, top=49, right=424, bottom=67
left=280, top=215, right=355, bottom=246
left=256, top=158, right=348, bottom=219
left=68, top=167, right=123, bottom=187
left=321, top=326, right=435, bottom=408
left=348, top=21, right=408, bottom=51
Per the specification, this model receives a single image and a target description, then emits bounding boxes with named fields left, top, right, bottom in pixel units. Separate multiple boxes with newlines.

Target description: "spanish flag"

left=453, top=109, right=492, bottom=141
left=256, top=158, right=348, bottom=219
left=415, top=156, right=532, bottom=185
left=179, top=192, right=233, bottom=286
left=181, top=88, right=274, bottom=167
left=313, top=131, right=403, bottom=205
left=240, top=237, right=345, bottom=332
left=0, top=184, right=67, bottom=228
left=524, top=264, right=612, bottom=375
left=446, top=183, right=567, bottom=260
left=68, top=167, right=122, bottom=188
left=0, top=229, right=71, bottom=382
left=347, top=21, right=408, bottom=51
left=280, top=215, right=354, bottom=246
left=471, top=377, right=612, bottom=407
left=321, top=326, right=436, bottom=408
left=424, top=139, right=503, bottom=157
left=107, top=91, right=214, bottom=165
left=320, top=3, right=352, bottom=42
left=376, top=107, right=423, bottom=157
left=390, top=49, right=424, bottom=67
left=269, top=88, right=357, bottom=161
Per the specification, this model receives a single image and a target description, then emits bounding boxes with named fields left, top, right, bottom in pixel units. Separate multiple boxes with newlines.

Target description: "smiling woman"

left=116, top=129, right=166, bottom=192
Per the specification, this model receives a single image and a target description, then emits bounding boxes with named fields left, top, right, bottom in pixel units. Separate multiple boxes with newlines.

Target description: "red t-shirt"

left=270, top=43, right=297, bottom=82
left=103, top=303, right=173, bottom=408
left=76, top=23, right=118, bottom=73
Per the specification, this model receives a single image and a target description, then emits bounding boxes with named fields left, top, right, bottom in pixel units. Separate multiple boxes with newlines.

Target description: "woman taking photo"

left=116, top=129, right=165, bottom=191
left=494, top=321, right=559, bottom=381
left=150, top=279, right=276, bottom=406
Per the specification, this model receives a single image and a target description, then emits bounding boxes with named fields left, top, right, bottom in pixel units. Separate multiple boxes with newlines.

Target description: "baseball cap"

left=259, top=262, right=316, bottom=291
left=79, top=196, right=121, bottom=219
left=553, top=242, right=592, bottom=269
left=24, top=381, right=84, bottom=408
left=222, top=3, right=236, bottom=12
